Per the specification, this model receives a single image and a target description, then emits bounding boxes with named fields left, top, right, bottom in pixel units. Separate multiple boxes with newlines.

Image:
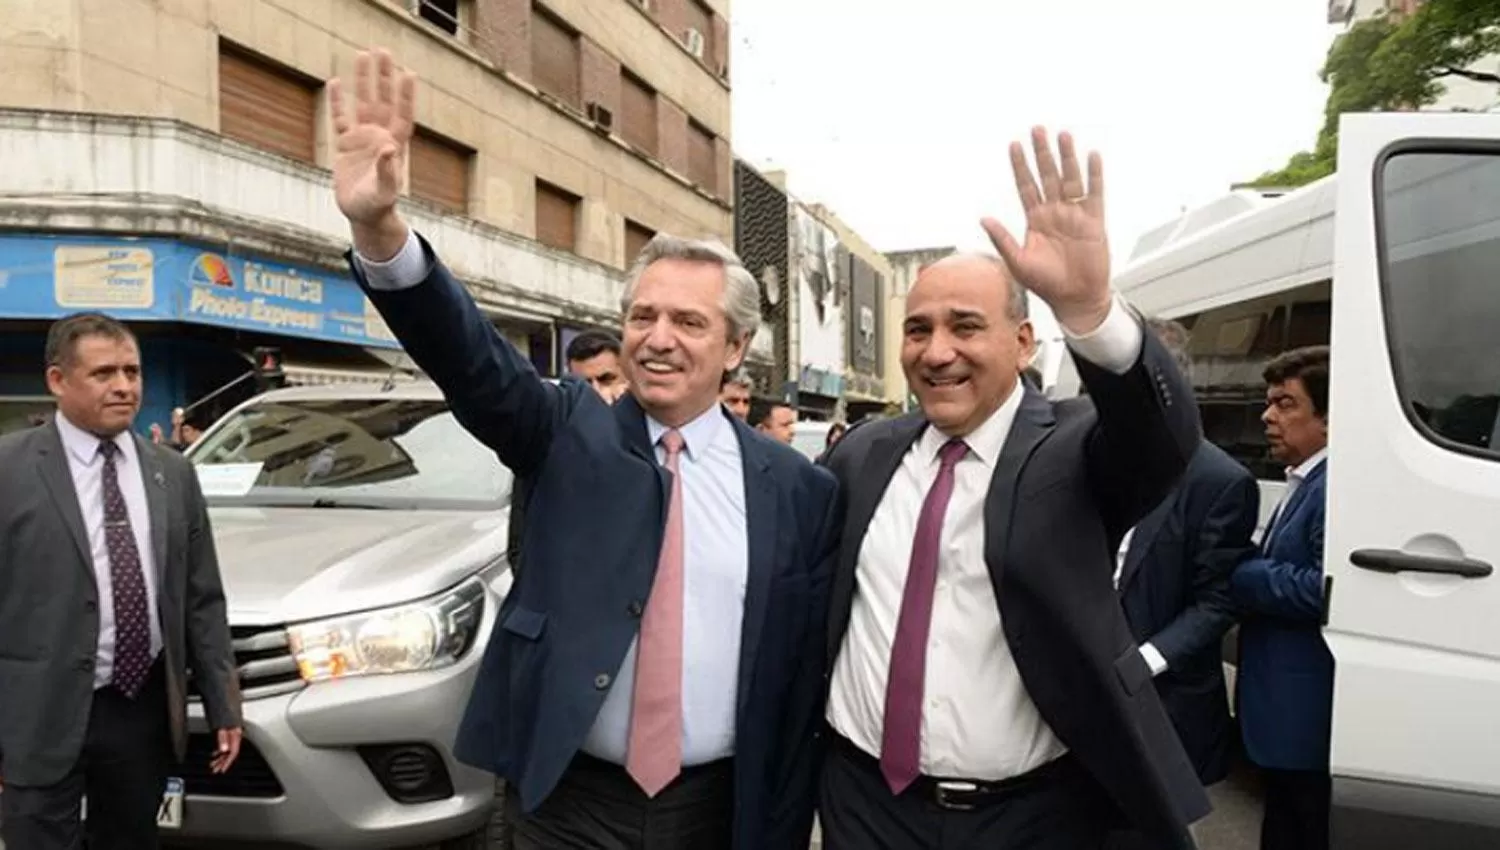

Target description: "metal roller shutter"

left=218, top=46, right=319, bottom=164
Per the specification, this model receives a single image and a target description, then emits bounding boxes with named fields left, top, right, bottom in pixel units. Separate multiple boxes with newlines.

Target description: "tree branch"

left=1436, top=65, right=1500, bottom=85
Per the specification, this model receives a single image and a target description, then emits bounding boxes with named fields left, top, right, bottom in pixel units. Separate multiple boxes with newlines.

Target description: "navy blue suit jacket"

left=1231, top=460, right=1334, bottom=772
left=349, top=239, right=842, bottom=849
left=1119, top=440, right=1258, bottom=785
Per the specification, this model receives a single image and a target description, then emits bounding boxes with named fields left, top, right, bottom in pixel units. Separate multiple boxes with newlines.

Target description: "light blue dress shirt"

left=357, top=230, right=750, bottom=765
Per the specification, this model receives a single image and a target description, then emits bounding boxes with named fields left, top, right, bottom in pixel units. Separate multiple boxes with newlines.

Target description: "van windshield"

left=186, top=398, right=511, bottom=511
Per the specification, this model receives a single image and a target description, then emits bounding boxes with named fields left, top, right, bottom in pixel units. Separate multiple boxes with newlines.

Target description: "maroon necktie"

left=98, top=440, right=153, bottom=699
left=881, top=438, right=969, bottom=794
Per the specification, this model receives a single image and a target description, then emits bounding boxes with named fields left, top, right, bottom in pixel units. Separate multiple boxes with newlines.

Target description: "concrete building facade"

left=0, top=0, right=745, bottom=435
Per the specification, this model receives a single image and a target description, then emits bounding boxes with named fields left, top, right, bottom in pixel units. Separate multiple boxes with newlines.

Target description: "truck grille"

left=180, top=734, right=284, bottom=798
left=188, top=625, right=304, bottom=701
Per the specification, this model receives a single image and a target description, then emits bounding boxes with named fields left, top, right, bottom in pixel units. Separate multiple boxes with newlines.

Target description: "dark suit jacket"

left=350, top=238, right=842, bottom=850
left=822, top=333, right=1210, bottom=849
left=1231, top=460, right=1333, bottom=772
left=1119, top=440, right=1258, bottom=786
left=0, top=421, right=241, bottom=787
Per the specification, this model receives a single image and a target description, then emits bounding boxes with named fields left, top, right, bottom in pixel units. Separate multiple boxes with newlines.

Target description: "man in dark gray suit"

left=0, top=313, right=243, bottom=850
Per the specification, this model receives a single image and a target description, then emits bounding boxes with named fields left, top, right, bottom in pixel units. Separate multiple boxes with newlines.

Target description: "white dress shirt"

left=826, top=298, right=1144, bottom=780
left=56, top=412, right=164, bottom=690
left=356, top=231, right=750, bottom=765
left=1114, top=528, right=1170, bottom=676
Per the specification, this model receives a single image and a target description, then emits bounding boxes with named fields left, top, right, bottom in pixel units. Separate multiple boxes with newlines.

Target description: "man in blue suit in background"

left=329, top=49, right=842, bottom=850
left=1231, top=345, right=1333, bottom=850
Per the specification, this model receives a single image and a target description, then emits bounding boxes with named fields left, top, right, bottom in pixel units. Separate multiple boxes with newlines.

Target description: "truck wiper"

left=309, top=498, right=391, bottom=510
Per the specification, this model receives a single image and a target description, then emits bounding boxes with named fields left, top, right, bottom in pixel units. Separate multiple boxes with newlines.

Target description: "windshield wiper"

left=309, top=498, right=392, bottom=510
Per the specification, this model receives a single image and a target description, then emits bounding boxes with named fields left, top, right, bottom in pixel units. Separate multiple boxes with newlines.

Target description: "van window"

left=1176, top=279, right=1332, bottom=480
left=1379, top=150, right=1500, bottom=458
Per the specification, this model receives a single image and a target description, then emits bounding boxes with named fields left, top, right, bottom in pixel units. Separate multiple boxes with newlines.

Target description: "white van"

left=1096, top=113, right=1500, bottom=848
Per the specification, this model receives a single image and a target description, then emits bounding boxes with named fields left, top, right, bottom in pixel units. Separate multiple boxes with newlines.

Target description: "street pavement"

left=0, top=764, right=1259, bottom=850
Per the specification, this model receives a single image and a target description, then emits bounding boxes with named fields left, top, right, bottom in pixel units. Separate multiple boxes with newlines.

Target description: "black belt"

left=829, top=730, right=1075, bottom=811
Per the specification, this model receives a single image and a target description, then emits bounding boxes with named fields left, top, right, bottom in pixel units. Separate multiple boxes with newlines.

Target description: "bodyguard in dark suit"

left=1232, top=345, right=1333, bottom=850
left=330, top=49, right=841, bottom=849
left=0, top=313, right=242, bottom=850
left=1115, top=319, right=1259, bottom=788
left=818, top=129, right=1209, bottom=850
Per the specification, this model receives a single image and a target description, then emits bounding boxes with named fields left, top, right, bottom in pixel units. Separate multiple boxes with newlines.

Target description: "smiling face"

left=622, top=257, right=748, bottom=427
left=901, top=255, right=1036, bottom=437
left=46, top=332, right=143, bottom=437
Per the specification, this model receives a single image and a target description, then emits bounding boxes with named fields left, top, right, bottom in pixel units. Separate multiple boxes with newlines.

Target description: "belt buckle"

left=934, top=780, right=979, bottom=811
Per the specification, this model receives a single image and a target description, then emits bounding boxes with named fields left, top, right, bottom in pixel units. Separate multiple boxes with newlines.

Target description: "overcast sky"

left=730, top=0, right=1343, bottom=267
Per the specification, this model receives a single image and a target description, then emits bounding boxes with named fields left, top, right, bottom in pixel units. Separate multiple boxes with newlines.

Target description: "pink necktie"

left=881, top=438, right=969, bottom=794
left=627, top=428, right=686, bottom=797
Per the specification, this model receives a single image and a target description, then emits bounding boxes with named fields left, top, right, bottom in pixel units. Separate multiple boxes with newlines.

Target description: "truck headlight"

left=287, top=580, right=485, bottom=683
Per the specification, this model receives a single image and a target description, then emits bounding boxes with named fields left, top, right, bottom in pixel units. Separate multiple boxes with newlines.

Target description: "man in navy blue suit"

left=328, top=49, right=841, bottom=850
left=1106, top=318, right=1259, bottom=849
left=1231, top=345, right=1332, bottom=850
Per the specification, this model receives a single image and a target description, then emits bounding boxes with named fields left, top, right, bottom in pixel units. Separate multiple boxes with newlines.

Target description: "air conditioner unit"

left=586, top=101, right=614, bottom=133
left=683, top=28, right=706, bottom=59
left=1326, top=0, right=1354, bottom=24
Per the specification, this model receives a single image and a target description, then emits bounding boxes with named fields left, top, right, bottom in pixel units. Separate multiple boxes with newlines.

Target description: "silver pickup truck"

left=167, top=379, right=515, bottom=849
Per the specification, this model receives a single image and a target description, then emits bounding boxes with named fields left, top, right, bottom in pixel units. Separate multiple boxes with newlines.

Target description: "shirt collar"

left=55, top=411, right=135, bottom=467
left=646, top=403, right=732, bottom=461
left=1288, top=447, right=1328, bottom=481
left=916, top=381, right=1025, bottom=470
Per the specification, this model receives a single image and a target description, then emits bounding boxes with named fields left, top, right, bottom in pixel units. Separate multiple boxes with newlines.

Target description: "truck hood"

left=207, top=505, right=511, bottom=626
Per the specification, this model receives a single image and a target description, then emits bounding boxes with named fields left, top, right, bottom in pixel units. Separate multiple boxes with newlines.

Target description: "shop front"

left=0, top=233, right=552, bottom=436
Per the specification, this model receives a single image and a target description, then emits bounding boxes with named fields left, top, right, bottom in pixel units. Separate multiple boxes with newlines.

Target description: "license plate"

left=157, top=777, right=185, bottom=829
left=81, top=777, right=184, bottom=829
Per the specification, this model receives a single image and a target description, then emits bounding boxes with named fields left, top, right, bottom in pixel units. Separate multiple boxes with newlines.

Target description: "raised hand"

left=329, top=49, right=416, bottom=259
left=982, top=127, right=1112, bottom=333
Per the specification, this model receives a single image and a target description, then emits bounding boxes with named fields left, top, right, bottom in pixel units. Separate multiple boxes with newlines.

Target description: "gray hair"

left=721, top=369, right=753, bottom=390
left=1145, top=316, right=1192, bottom=379
left=941, top=252, right=1029, bottom=324
left=621, top=234, right=761, bottom=343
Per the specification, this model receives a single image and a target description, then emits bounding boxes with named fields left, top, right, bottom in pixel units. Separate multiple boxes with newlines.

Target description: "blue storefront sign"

left=0, top=234, right=400, bottom=348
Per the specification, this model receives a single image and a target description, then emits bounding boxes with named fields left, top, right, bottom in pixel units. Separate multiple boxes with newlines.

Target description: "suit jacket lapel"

left=982, top=390, right=1057, bottom=582
left=36, top=421, right=93, bottom=575
left=1264, top=461, right=1325, bottom=554
left=134, top=435, right=171, bottom=577
left=826, top=413, right=925, bottom=667
left=733, top=417, right=777, bottom=718
left=614, top=393, right=670, bottom=503
left=1119, top=499, right=1172, bottom=592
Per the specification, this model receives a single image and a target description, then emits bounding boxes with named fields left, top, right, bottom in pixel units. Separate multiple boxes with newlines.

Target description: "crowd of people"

left=0, top=45, right=1336, bottom=850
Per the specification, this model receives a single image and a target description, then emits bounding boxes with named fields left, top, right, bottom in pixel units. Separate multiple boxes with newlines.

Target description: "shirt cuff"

left=354, top=228, right=429, bottom=290
left=1140, top=642, right=1169, bottom=676
left=1061, top=294, right=1143, bottom=376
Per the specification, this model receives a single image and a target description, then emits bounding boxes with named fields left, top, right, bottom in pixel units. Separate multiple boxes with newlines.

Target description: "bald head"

left=902, top=252, right=1038, bottom=437
left=914, top=253, right=1029, bottom=325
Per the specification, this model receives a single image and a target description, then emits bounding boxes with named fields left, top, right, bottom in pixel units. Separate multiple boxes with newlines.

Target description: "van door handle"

left=1350, top=548, right=1493, bottom=578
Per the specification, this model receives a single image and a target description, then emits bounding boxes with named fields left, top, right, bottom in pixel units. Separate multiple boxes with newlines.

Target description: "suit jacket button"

left=594, top=673, right=612, bottom=689
left=627, top=601, right=643, bottom=617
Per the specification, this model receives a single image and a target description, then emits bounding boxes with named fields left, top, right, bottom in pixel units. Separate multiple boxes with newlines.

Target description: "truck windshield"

left=186, top=398, right=511, bottom=511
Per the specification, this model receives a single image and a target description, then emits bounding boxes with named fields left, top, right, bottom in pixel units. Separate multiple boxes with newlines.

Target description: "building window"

left=413, top=0, right=465, bottom=36
left=532, top=7, right=580, bottom=108
left=687, top=120, right=716, bottom=190
left=625, top=220, right=656, bottom=268
left=409, top=127, right=472, bottom=214
left=218, top=43, right=319, bottom=164
left=536, top=180, right=580, bottom=252
left=681, top=0, right=712, bottom=60
left=619, top=70, right=658, bottom=156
